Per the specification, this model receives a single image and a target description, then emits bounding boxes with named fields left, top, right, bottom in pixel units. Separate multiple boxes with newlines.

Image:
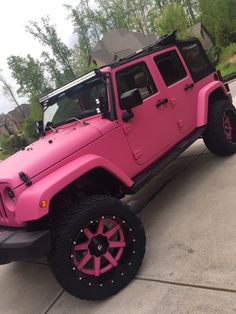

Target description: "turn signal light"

left=40, top=200, right=48, bottom=208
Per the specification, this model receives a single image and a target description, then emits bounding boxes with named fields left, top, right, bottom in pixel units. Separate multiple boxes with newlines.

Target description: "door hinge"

left=177, top=120, right=184, bottom=129
left=123, top=124, right=132, bottom=135
left=170, top=98, right=177, bottom=107
left=133, top=149, right=143, bottom=160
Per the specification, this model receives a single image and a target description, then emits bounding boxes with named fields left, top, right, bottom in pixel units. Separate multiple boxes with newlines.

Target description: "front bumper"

left=0, top=227, right=51, bottom=264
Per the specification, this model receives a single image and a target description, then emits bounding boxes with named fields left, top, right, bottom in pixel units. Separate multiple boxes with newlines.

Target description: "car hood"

left=0, top=123, right=102, bottom=188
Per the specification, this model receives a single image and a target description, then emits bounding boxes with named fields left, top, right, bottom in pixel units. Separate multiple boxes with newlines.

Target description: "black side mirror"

left=120, top=88, right=143, bottom=111
left=36, top=120, right=45, bottom=137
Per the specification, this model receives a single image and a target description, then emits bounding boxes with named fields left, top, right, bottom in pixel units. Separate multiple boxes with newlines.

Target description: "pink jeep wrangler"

left=0, top=32, right=234, bottom=300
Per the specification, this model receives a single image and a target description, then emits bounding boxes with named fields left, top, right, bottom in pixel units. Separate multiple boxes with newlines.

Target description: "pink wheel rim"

left=72, top=217, right=126, bottom=277
left=224, top=113, right=233, bottom=141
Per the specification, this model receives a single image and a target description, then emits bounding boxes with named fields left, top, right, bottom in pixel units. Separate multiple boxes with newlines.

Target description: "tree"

left=65, top=1, right=101, bottom=57
left=0, top=70, right=25, bottom=118
left=199, top=0, right=236, bottom=47
left=7, top=55, right=49, bottom=97
left=23, top=95, right=42, bottom=142
left=26, top=16, right=76, bottom=81
left=41, top=51, right=66, bottom=87
left=155, top=2, right=189, bottom=36
left=181, top=0, right=198, bottom=25
left=94, top=0, right=155, bottom=34
left=66, top=0, right=157, bottom=74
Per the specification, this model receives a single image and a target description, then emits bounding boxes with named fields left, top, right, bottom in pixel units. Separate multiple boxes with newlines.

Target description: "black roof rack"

left=108, top=30, right=177, bottom=67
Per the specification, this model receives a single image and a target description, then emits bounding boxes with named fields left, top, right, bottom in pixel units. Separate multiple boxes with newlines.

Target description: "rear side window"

left=154, top=50, right=187, bottom=86
left=178, top=41, right=214, bottom=82
left=116, top=62, right=157, bottom=104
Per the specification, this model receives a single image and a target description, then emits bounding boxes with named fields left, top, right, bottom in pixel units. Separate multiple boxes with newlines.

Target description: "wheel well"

left=49, top=168, right=126, bottom=213
left=209, top=87, right=228, bottom=104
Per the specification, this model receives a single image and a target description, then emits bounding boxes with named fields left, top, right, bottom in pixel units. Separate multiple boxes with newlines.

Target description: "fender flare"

left=197, top=81, right=228, bottom=127
left=15, top=154, right=133, bottom=222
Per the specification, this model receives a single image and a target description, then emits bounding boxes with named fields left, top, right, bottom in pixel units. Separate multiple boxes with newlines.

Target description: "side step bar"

left=130, top=127, right=206, bottom=193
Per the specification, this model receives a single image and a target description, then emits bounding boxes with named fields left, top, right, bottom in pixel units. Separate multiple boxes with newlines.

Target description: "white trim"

left=39, top=71, right=97, bottom=104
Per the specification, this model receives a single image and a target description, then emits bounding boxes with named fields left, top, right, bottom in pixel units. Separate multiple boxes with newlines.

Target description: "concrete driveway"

left=1, top=82, right=236, bottom=314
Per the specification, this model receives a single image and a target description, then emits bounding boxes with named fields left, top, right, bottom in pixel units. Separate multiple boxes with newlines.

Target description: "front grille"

left=0, top=194, right=7, bottom=220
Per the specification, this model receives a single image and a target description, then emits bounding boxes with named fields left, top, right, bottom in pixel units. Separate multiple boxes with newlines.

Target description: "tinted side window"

left=116, top=62, right=157, bottom=105
left=154, top=50, right=187, bottom=86
left=178, top=41, right=214, bottom=82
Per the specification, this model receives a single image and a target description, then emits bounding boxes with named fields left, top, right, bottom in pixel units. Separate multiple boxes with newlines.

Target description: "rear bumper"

left=0, top=227, right=51, bottom=264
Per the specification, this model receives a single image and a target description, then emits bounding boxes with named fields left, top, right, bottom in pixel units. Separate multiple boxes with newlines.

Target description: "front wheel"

left=48, top=195, right=146, bottom=300
left=203, top=99, right=236, bottom=156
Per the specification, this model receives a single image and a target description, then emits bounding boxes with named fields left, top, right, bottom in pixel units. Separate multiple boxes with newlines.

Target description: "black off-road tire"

left=48, top=195, right=146, bottom=300
left=203, top=99, right=236, bottom=156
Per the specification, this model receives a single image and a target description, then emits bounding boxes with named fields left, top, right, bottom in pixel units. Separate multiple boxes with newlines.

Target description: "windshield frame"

left=41, top=71, right=115, bottom=129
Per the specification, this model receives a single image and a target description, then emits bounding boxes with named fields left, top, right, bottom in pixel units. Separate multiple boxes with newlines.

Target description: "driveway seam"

left=44, top=290, right=64, bottom=314
left=135, top=277, right=236, bottom=295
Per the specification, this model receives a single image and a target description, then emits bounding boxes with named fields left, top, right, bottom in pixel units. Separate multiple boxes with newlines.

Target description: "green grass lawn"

left=0, top=152, right=8, bottom=160
left=217, top=43, right=236, bottom=77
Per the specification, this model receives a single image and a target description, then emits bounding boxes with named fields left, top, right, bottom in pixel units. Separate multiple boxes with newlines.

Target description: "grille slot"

left=0, top=194, right=7, bottom=219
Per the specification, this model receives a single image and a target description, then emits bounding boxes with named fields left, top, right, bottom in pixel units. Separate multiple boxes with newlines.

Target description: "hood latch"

left=19, top=172, right=32, bottom=187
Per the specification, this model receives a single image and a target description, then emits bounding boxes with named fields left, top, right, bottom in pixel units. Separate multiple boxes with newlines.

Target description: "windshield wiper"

left=66, top=117, right=89, bottom=126
left=45, top=122, right=58, bottom=133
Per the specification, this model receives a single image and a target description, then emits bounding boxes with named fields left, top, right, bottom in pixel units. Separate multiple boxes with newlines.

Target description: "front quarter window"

left=43, top=78, right=108, bottom=127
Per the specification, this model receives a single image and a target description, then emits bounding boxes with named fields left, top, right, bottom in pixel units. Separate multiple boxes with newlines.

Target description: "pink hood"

left=0, top=123, right=102, bottom=188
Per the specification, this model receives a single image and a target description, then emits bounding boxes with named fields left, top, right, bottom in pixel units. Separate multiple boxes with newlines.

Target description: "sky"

left=0, top=0, right=82, bottom=114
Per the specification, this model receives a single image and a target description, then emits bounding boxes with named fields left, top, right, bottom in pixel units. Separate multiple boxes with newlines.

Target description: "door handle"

left=184, top=83, right=194, bottom=91
left=156, top=98, right=168, bottom=107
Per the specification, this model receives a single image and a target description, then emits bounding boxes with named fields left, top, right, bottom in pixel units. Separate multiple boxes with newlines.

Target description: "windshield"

left=43, top=78, right=108, bottom=127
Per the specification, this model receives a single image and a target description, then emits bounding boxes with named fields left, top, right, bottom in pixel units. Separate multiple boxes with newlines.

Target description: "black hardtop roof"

left=102, top=31, right=200, bottom=69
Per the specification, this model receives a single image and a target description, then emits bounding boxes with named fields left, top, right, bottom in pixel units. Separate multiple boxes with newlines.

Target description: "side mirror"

left=36, top=120, right=45, bottom=137
left=120, top=88, right=143, bottom=111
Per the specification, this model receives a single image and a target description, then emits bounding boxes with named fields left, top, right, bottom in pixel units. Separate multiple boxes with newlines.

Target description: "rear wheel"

left=203, top=99, right=236, bottom=156
left=48, top=195, right=146, bottom=300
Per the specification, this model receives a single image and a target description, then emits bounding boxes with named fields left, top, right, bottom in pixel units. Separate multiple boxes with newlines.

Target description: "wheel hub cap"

left=72, top=217, right=126, bottom=277
left=88, top=235, right=109, bottom=257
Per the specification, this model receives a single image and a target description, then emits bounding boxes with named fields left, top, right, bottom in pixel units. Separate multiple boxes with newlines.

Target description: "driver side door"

left=115, top=59, right=178, bottom=165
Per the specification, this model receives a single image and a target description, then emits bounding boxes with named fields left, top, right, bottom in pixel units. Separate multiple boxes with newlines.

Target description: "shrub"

left=216, top=43, right=236, bottom=76
left=0, top=134, right=28, bottom=155
left=219, top=43, right=236, bottom=63
left=23, top=117, right=39, bottom=142
left=206, top=46, right=221, bottom=65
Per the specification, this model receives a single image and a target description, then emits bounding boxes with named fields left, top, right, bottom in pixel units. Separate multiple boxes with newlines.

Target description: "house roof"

left=7, top=103, right=30, bottom=121
left=90, top=28, right=158, bottom=66
left=0, top=103, right=30, bottom=127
